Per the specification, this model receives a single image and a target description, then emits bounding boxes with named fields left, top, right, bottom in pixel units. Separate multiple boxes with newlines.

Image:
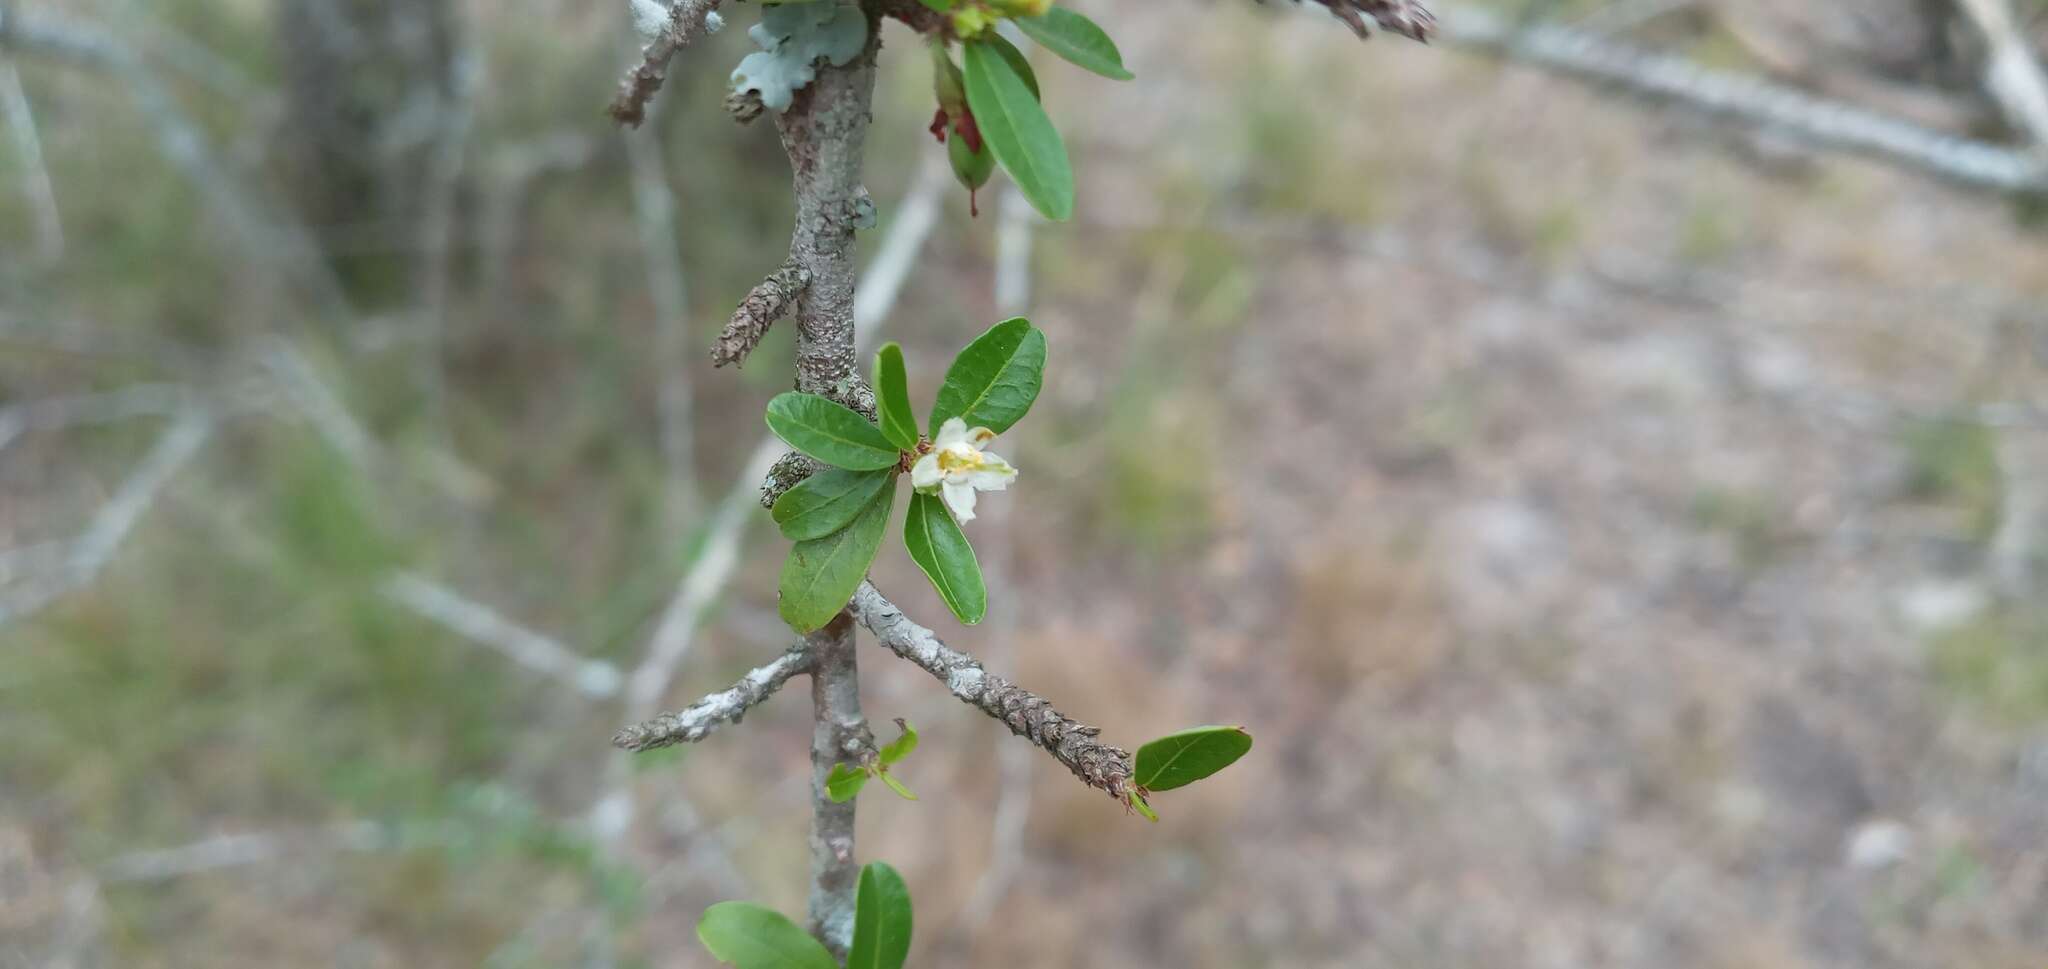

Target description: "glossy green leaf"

left=1015, top=8, right=1132, bottom=80
left=878, top=719, right=919, bottom=765
left=904, top=492, right=987, bottom=625
left=849, top=863, right=914, bottom=969
left=878, top=772, right=917, bottom=801
left=772, top=468, right=895, bottom=541
left=928, top=317, right=1046, bottom=435
left=982, top=32, right=1040, bottom=100
left=778, top=487, right=892, bottom=633
left=873, top=343, right=920, bottom=450
left=765, top=392, right=900, bottom=471
left=1134, top=725, right=1253, bottom=792
left=826, top=762, right=870, bottom=803
left=962, top=40, right=1073, bottom=221
left=696, top=901, right=838, bottom=969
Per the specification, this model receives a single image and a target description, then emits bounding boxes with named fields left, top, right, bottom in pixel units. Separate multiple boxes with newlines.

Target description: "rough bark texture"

left=711, top=259, right=810, bottom=367
left=774, top=10, right=883, bottom=956
left=609, top=644, right=812, bottom=751
left=850, top=583, right=1138, bottom=804
left=609, top=0, right=724, bottom=127
left=804, top=614, right=870, bottom=958
left=775, top=14, right=880, bottom=408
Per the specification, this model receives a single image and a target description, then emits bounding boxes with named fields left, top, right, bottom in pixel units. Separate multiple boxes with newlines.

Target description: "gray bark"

left=770, top=6, right=884, bottom=956
left=805, top=614, right=870, bottom=958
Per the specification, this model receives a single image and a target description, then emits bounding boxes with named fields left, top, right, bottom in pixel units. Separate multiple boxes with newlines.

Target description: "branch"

left=711, top=259, right=810, bottom=368
left=0, top=60, right=62, bottom=263
left=848, top=583, right=1139, bottom=805
left=1436, top=7, right=2048, bottom=195
left=770, top=8, right=886, bottom=952
left=1303, top=0, right=1438, bottom=42
left=623, top=157, right=948, bottom=722
left=624, top=121, right=704, bottom=528
left=758, top=152, right=950, bottom=509
left=1952, top=0, right=2048, bottom=146
left=609, top=0, right=724, bottom=128
left=381, top=572, right=625, bottom=700
left=803, top=616, right=867, bottom=956
left=98, top=822, right=397, bottom=884
left=611, top=642, right=815, bottom=750
left=0, top=411, right=212, bottom=626
left=0, top=8, right=352, bottom=315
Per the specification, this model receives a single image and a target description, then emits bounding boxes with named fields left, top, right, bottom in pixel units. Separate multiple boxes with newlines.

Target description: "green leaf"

left=1129, top=792, right=1158, bottom=822
left=873, top=343, right=920, bottom=451
left=1015, top=8, right=1133, bottom=80
left=982, top=32, right=1040, bottom=100
left=918, top=0, right=954, bottom=10
left=849, top=863, right=914, bottom=969
left=904, top=492, right=987, bottom=625
left=963, top=40, right=1073, bottom=221
left=696, top=901, right=838, bottom=969
left=765, top=393, right=900, bottom=471
left=878, top=719, right=919, bottom=766
left=778, top=487, right=893, bottom=633
left=1134, top=726, right=1253, bottom=792
left=772, top=468, right=895, bottom=541
left=826, top=762, right=870, bottom=803
left=929, top=317, right=1046, bottom=435
left=878, top=772, right=918, bottom=801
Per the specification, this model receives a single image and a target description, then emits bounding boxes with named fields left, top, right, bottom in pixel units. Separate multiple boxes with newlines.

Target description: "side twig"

left=1436, top=7, right=2048, bottom=195
left=610, top=0, right=724, bottom=127
left=381, top=572, right=625, bottom=700
left=849, top=582, right=1139, bottom=805
left=612, top=642, right=815, bottom=750
left=711, top=259, right=810, bottom=368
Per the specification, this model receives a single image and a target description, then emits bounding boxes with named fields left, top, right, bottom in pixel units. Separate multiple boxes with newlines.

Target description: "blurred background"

left=5, top=0, right=2048, bottom=966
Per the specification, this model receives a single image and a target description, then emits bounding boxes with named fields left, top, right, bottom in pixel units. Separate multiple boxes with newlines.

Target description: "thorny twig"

left=1304, top=0, right=1438, bottom=42
left=609, top=0, right=724, bottom=127
left=712, top=260, right=810, bottom=368
left=849, top=583, right=1140, bottom=806
left=612, top=643, right=815, bottom=750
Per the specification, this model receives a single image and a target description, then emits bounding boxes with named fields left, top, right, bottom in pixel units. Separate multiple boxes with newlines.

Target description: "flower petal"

left=966, top=468, right=1014, bottom=492
left=910, top=452, right=942, bottom=490
left=967, top=426, right=997, bottom=447
left=942, top=480, right=978, bottom=522
left=934, top=417, right=969, bottom=449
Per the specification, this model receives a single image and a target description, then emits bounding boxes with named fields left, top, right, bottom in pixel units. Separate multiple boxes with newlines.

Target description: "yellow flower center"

left=936, top=447, right=986, bottom=474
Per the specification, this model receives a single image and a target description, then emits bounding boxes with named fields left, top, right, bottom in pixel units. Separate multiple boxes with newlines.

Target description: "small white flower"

left=910, top=418, right=1017, bottom=523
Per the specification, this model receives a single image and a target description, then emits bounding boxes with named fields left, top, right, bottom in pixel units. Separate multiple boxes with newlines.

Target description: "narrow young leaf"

left=1015, top=8, right=1133, bottom=80
left=878, top=719, right=919, bottom=766
left=772, top=468, right=895, bottom=541
left=904, top=492, right=987, bottom=625
left=962, top=40, right=1073, bottom=221
left=982, top=32, right=1040, bottom=100
left=929, top=317, right=1046, bottom=435
left=1129, top=792, right=1159, bottom=822
left=765, top=392, right=900, bottom=471
left=826, top=762, right=870, bottom=803
left=878, top=772, right=918, bottom=801
left=873, top=343, right=920, bottom=451
left=1134, top=726, right=1253, bottom=792
left=778, top=486, right=893, bottom=633
left=849, top=863, right=914, bottom=969
left=696, top=902, right=838, bottom=969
